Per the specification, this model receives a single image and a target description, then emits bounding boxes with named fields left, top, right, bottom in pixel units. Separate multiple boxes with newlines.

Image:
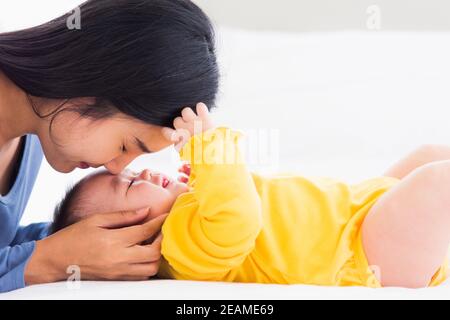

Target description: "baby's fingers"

left=173, top=116, right=187, bottom=130
left=161, top=127, right=191, bottom=151
left=177, top=173, right=189, bottom=184
left=161, top=127, right=177, bottom=143
left=181, top=107, right=197, bottom=122
left=178, top=163, right=191, bottom=176
left=196, top=102, right=214, bottom=131
left=196, top=103, right=209, bottom=119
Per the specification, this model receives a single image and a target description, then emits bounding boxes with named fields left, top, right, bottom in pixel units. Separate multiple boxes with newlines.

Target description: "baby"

left=50, top=104, right=449, bottom=288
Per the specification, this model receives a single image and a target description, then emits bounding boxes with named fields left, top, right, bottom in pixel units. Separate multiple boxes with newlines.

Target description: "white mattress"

left=4, top=27, right=450, bottom=299
left=2, top=279, right=450, bottom=300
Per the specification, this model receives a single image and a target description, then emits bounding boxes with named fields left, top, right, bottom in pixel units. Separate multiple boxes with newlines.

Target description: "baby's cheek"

left=128, top=184, right=173, bottom=215
left=127, top=184, right=156, bottom=209
left=148, top=190, right=175, bottom=216
left=174, top=183, right=190, bottom=196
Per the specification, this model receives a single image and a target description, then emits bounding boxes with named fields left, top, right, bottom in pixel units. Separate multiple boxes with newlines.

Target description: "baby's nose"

left=138, top=169, right=152, bottom=180
left=151, top=173, right=163, bottom=186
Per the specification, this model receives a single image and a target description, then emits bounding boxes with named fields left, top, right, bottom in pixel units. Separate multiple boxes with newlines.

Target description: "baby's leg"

left=384, top=144, right=450, bottom=179
left=362, top=160, right=450, bottom=288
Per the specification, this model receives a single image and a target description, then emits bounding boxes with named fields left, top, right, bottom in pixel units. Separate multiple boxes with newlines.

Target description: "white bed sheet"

left=2, top=279, right=450, bottom=300
left=3, top=28, right=450, bottom=299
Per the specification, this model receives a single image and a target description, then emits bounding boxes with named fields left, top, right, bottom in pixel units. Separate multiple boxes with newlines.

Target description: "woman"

left=0, top=0, right=219, bottom=292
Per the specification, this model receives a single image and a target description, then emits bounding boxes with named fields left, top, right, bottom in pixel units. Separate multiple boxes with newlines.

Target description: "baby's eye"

left=128, top=178, right=134, bottom=190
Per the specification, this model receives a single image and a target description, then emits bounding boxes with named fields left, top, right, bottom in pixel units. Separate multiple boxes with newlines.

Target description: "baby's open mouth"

left=162, top=177, right=170, bottom=188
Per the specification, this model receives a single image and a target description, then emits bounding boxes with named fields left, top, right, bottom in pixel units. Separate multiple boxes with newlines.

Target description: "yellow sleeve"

left=161, top=127, right=263, bottom=280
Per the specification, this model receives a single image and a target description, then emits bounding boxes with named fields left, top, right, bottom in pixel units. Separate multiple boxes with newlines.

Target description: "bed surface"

left=2, top=279, right=450, bottom=300
left=3, top=28, right=450, bottom=299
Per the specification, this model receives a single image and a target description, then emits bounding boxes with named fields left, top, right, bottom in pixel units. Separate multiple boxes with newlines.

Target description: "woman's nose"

left=104, top=156, right=135, bottom=175
left=104, top=163, right=122, bottom=175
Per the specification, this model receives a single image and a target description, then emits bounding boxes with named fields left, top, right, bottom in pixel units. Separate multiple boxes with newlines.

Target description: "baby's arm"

left=384, top=144, right=450, bottom=179
left=160, top=104, right=262, bottom=280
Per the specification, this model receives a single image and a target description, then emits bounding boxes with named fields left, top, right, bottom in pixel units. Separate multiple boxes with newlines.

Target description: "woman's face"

left=36, top=102, right=173, bottom=174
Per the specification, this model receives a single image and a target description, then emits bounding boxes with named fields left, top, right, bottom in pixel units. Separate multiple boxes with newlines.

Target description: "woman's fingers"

left=121, top=214, right=168, bottom=245
left=127, top=261, right=161, bottom=278
left=83, top=273, right=151, bottom=281
left=44, top=212, right=165, bottom=282
left=126, top=246, right=161, bottom=264
left=101, top=262, right=161, bottom=280
left=91, top=209, right=150, bottom=229
left=126, top=238, right=162, bottom=264
left=118, top=276, right=152, bottom=281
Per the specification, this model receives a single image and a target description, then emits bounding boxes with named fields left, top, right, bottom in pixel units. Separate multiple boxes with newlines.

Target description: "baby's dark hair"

left=50, top=177, right=93, bottom=234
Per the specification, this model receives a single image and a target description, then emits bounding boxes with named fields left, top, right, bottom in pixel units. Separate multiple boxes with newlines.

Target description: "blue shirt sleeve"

left=11, top=223, right=50, bottom=245
left=0, top=241, right=36, bottom=293
left=0, top=135, right=45, bottom=293
left=0, top=223, right=49, bottom=292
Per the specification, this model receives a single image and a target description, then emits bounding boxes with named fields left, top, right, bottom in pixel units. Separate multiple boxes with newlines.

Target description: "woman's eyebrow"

left=134, top=136, right=151, bottom=153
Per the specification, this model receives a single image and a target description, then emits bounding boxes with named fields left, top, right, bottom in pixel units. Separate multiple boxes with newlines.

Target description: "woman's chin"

left=58, top=161, right=83, bottom=173
left=47, top=160, right=76, bottom=174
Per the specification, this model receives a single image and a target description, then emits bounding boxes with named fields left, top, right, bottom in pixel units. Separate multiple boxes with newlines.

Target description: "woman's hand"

left=162, top=102, right=215, bottom=151
left=25, top=209, right=167, bottom=284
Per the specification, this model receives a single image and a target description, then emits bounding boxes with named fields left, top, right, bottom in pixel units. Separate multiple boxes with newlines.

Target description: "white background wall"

left=193, top=0, right=450, bottom=31
left=0, top=0, right=82, bottom=31
left=2, top=0, right=450, bottom=32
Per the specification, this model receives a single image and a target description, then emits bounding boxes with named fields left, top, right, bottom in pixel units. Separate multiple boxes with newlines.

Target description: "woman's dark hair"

left=0, top=0, right=219, bottom=127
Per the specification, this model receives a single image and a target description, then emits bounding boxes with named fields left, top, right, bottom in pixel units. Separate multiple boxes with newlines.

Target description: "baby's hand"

left=162, top=103, right=215, bottom=152
left=174, top=103, right=214, bottom=136
left=177, top=163, right=191, bottom=184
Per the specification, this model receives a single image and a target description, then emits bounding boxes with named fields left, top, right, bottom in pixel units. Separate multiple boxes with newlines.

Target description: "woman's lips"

left=78, top=162, right=90, bottom=169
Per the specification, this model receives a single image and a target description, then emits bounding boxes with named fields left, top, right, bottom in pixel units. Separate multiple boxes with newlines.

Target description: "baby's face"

left=78, top=168, right=189, bottom=220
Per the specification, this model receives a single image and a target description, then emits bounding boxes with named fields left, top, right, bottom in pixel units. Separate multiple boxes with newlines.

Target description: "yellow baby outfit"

left=158, top=127, right=448, bottom=287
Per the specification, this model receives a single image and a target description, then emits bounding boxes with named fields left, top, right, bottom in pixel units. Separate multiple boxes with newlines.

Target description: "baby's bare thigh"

left=362, top=161, right=450, bottom=288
